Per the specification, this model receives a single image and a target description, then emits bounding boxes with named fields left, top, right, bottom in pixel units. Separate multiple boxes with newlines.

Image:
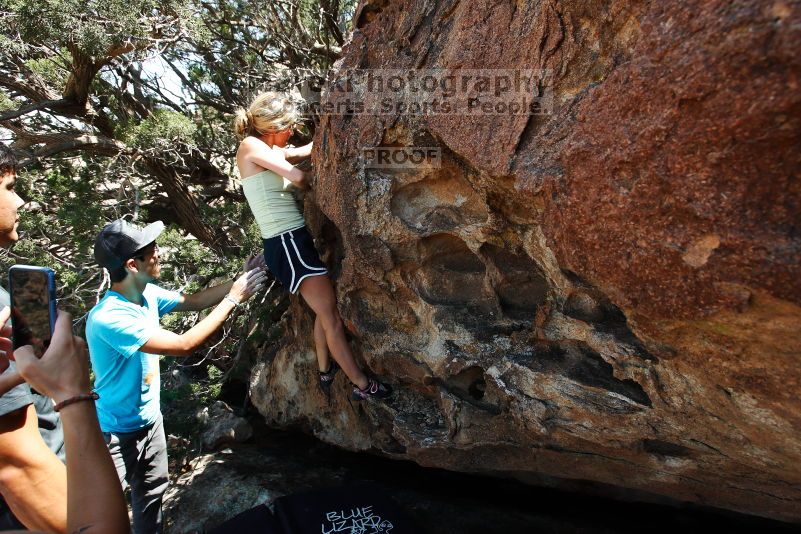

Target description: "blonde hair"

left=233, top=92, right=300, bottom=139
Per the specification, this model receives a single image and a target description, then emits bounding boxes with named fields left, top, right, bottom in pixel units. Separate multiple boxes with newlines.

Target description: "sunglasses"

left=133, top=243, right=158, bottom=261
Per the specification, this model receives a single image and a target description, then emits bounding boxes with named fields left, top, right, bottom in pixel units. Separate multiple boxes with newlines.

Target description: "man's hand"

left=244, top=253, right=266, bottom=273
left=227, top=268, right=268, bottom=304
left=12, top=311, right=90, bottom=404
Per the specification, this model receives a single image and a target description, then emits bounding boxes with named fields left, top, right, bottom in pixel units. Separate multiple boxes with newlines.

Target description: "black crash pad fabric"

left=207, top=504, right=282, bottom=534
left=209, top=484, right=418, bottom=534
left=275, top=484, right=417, bottom=534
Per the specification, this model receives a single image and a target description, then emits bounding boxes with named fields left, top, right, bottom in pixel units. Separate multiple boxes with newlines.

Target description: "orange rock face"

left=249, top=0, right=801, bottom=521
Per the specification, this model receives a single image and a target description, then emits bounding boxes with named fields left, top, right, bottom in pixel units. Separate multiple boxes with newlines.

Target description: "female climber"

left=233, top=91, right=392, bottom=401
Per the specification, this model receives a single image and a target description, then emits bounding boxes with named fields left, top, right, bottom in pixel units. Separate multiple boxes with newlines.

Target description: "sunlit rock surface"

left=250, top=0, right=801, bottom=521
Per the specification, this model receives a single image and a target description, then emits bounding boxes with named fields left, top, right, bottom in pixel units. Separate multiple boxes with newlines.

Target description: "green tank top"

left=241, top=169, right=306, bottom=239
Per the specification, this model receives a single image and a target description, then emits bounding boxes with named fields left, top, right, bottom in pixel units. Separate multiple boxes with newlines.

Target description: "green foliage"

left=7, top=0, right=196, bottom=59
left=123, top=109, right=198, bottom=150
left=0, top=0, right=357, bottom=448
left=160, top=363, right=224, bottom=441
left=24, top=57, right=67, bottom=88
left=206, top=365, right=222, bottom=398
left=0, top=163, right=111, bottom=327
left=162, top=382, right=193, bottom=404
left=158, top=225, right=239, bottom=281
left=0, top=91, right=15, bottom=112
left=161, top=362, right=228, bottom=408
left=192, top=105, right=237, bottom=158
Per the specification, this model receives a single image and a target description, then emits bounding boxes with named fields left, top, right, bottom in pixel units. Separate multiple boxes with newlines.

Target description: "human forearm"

left=0, top=460, right=66, bottom=534
left=172, top=298, right=238, bottom=356
left=285, top=142, right=312, bottom=161
left=282, top=163, right=307, bottom=185
left=177, top=281, right=233, bottom=312
left=59, top=401, right=130, bottom=534
left=0, top=406, right=67, bottom=533
left=171, top=265, right=271, bottom=354
left=249, top=146, right=307, bottom=185
left=10, top=313, right=126, bottom=533
left=0, top=371, right=24, bottom=396
left=141, top=268, right=266, bottom=357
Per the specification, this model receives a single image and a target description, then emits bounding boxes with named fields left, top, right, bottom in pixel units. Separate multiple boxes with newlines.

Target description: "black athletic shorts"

left=263, top=225, right=328, bottom=294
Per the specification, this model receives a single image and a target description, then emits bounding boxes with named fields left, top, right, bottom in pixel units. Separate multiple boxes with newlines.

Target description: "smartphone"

left=8, top=265, right=57, bottom=351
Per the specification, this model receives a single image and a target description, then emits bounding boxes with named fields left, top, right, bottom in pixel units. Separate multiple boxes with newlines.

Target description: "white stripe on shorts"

left=279, top=233, right=296, bottom=292
left=289, top=232, right=327, bottom=272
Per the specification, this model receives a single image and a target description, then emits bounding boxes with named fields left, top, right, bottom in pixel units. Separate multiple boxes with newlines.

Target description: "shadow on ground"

left=163, top=416, right=800, bottom=534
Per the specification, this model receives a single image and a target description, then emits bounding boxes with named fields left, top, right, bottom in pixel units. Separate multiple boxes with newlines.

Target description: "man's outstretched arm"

left=173, top=282, right=232, bottom=313
left=141, top=266, right=267, bottom=356
left=0, top=405, right=67, bottom=533
left=173, top=254, right=266, bottom=313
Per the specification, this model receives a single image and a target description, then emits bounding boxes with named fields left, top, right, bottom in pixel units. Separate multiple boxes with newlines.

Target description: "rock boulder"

left=250, top=0, right=801, bottom=522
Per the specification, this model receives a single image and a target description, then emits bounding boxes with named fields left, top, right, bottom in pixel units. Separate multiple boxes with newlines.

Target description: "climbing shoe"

left=351, top=378, right=393, bottom=401
left=318, top=361, right=340, bottom=393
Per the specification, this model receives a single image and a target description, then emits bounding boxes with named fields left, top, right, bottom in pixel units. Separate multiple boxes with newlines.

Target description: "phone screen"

left=10, top=267, right=55, bottom=350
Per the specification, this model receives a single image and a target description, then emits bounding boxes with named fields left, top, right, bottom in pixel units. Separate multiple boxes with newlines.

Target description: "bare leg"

left=299, top=275, right=369, bottom=389
left=314, top=315, right=330, bottom=372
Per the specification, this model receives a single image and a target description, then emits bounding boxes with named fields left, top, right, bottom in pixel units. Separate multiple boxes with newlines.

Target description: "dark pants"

left=103, top=414, right=168, bottom=534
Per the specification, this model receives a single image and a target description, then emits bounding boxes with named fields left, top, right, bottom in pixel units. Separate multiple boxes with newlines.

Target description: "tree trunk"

left=145, top=157, right=235, bottom=254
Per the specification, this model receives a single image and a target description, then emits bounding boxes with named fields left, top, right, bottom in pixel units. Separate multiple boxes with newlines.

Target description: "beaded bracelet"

left=54, top=392, right=99, bottom=412
left=223, top=295, right=241, bottom=307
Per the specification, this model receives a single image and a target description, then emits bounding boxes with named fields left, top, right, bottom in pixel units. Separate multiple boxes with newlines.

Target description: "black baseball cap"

left=94, top=219, right=165, bottom=269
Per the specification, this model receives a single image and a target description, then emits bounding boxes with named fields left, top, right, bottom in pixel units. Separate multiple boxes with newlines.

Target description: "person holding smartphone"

left=0, top=143, right=70, bottom=532
left=10, top=310, right=130, bottom=534
left=87, top=219, right=267, bottom=534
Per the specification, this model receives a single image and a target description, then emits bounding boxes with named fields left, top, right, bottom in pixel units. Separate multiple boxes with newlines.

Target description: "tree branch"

left=311, top=42, right=342, bottom=60
left=0, top=67, right=61, bottom=102
left=24, top=136, right=126, bottom=162
left=0, top=99, right=69, bottom=121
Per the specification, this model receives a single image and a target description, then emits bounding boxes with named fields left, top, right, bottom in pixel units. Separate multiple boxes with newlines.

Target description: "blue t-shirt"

left=86, top=284, right=181, bottom=433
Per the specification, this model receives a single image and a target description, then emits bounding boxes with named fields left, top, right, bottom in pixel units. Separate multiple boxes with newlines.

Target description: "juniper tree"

left=0, top=0, right=355, bottom=368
